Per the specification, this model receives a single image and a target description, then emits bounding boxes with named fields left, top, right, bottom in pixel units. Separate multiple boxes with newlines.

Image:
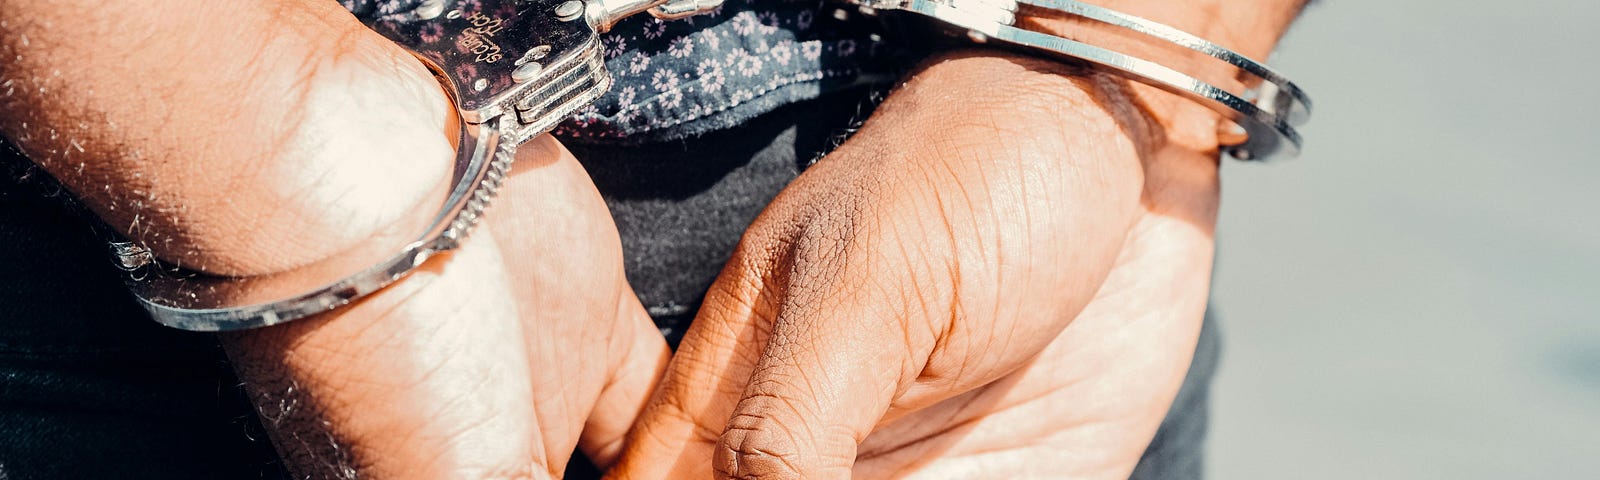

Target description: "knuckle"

left=785, top=202, right=880, bottom=282
left=712, top=393, right=858, bottom=480
left=715, top=412, right=810, bottom=480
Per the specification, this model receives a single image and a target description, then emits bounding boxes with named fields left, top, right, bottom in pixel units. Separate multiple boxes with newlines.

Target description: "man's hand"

left=605, top=0, right=1310, bottom=473
left=606, top=52, right=1223, bottom=479
left=224, top=137, right=670, bottom=478
left=2, top=1, right=667, bottom=478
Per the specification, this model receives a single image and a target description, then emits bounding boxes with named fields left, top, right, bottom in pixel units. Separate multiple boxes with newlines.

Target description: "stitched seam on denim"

left=565, top=68, right=861, bottom=137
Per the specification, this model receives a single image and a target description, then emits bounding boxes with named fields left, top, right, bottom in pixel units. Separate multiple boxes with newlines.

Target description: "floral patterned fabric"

left=343, top=0, right=918, bottom=144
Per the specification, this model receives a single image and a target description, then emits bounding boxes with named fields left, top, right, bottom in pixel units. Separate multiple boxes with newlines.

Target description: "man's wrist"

left=1045, top=0, right=1308, bottom=59
left=880, top=49, right=1151, bottom=192
left=1005, top=0, right=1309, bottom=154
left=1, top=0, right=460, bottom=277
left=902, top=48, right=1191, bottom=159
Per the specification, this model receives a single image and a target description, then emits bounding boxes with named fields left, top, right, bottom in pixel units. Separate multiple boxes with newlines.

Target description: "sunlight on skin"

left=2, top=2, right=668, bottom=478
left=607, top=0, right=1308, bottom=473
left=0, top=1, right=453, bottom=276
left=0, top=0, right=1305, bottom=478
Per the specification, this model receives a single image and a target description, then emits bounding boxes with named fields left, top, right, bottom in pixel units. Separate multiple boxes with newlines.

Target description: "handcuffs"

left=118, top=0, right=1310, bottom=331
left=852, top=0, right=1311, bottom=161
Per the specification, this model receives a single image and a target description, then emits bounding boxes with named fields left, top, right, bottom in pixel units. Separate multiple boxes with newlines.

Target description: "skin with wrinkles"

left=1, top=0, right=1304, bottom=477
left=607, top=0, right=1309, bottom=470
left=224, top=138, right=671, bottom=479
left=0, top=1, right=454, bottom=276
left=2, top=2, right=668, bottom=478
left=607, top=52, right=1216, bottom=479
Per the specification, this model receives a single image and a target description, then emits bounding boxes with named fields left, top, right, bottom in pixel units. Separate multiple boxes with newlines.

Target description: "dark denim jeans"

left=0, top=88, right=1216, bottom=479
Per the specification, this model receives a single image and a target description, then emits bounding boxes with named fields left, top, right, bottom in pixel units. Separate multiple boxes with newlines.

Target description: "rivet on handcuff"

left=117, top=0, right=1309, bottom=332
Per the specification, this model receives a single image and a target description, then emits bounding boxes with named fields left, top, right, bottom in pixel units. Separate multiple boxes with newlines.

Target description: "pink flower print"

left=770, top=40, right=794, bottom=66
left=696, top=58, right=726, bottom=93
left=727, top=49, right=764, bottom=77
left=731, top=11, right=759, bottom=36
left=700, top=29, right=722, bottom=51
left=652, top=69, right=680, bottom=93
left=643, top=18, right=668, bottom=39
left=617, top=86, right=638, bottom=107
left=801, top=41, right=822, bottom=60
left=668, top=36, right=695, bottom=58
left=617, top=106, right=639, bottom=124
left=604, top=36, right=628, bottom=59
left=687, top=104, right=709, bottom=120
left=658, top=89, right=684, bottom=109
left=420, top=23, right=444, bottom=44
left=756, top=11, right=781, bottom=34
left=796, top=10, right=813, bottom=30
left=628, top=52, right=651, bottom=74
left=569, top=104, right=600, bottom=127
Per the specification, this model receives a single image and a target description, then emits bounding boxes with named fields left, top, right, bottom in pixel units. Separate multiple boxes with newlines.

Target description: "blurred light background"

left=1210, top=0, right=1599, bottom=477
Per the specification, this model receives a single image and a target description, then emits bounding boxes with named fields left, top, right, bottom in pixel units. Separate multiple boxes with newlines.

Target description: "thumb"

left=713, top=282, right=912, bottom=480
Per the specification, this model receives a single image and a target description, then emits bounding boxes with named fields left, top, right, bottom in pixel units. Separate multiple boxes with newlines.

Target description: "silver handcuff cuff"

left=842, top=0, right=1311, bottom=161
left=116, top=0, right=720, bottom=331
left=118, top=0, right=1309, bottom=332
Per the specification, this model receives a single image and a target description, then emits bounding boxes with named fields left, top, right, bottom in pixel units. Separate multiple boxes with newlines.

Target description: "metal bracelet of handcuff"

left=117, top=0, right=1310, bottom=332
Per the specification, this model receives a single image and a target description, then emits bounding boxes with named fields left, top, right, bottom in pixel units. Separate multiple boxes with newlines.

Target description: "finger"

left=605, top=251, right=789, bottom=480
left=608, top=176, right=930, bottom=479
left=982, top=209, right=1218, bottom=477
left=857, top=212, right=1218, bottom=479
left=223, top=229, right=547, bottom=479
left=485, top=136, right=671, bottom=471
left=580, top=295, right=671, bottom=468
left=713, top=275, right=913, bottom=480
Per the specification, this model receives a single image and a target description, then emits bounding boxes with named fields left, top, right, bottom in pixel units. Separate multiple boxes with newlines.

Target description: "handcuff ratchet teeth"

left=120, top=0, right=718, bottom=331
